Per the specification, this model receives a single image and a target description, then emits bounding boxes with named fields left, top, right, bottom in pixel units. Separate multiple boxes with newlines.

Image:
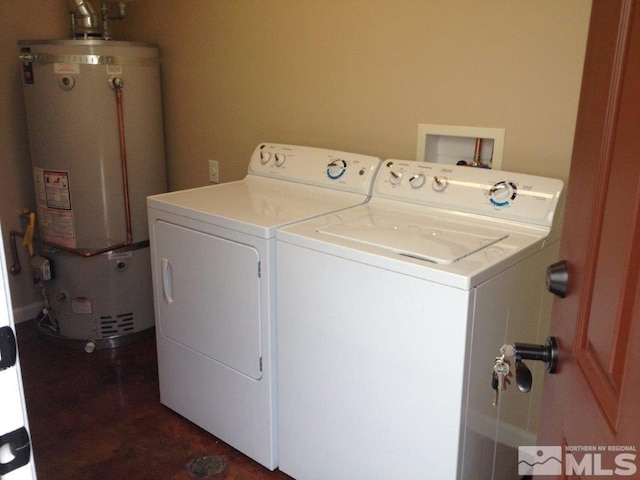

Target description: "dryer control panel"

left=375, top=159, right=564, bottom=227
left=249, top=143, right=380, bottom=195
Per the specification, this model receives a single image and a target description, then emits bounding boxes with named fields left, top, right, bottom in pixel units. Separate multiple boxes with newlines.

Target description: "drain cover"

left=186, top=455, right=226, bottom=478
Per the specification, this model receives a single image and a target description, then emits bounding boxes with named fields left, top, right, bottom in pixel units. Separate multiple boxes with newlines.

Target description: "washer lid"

left=318, top=211, right=509, bottom=264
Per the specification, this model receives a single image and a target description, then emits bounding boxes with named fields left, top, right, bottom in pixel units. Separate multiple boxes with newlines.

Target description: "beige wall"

left=1, top=0, right=591, bottom=311
left=0, top=0, right=68, bottom=314
left=116, top=0, right=592, bottom=191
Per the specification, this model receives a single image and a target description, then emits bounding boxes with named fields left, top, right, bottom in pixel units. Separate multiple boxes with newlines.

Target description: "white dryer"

left=276, top=159, right=564, bottom=479
left=147, top=144, right=380, bottom=470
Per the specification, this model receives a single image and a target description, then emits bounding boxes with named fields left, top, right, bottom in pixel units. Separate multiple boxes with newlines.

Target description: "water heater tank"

left=19, top=39, right=167, bottom=350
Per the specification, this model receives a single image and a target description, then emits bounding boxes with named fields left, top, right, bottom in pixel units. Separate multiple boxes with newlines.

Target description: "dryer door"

left=154, top=220, right=262, bottom=379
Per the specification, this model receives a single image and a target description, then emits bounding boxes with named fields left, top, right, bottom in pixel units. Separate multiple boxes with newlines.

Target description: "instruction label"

left=106, top=65, right=123, bottom=75
left=72, top=298, right=93, bottom=315
left=33, top=167, right=77, bottom=247
left=53, top=63, right=80, bottom=75
left=43, top=170, right=71, bottom=209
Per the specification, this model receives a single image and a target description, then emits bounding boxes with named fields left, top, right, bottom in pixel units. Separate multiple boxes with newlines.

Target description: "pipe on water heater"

left=67, top=0, right=100, bottom=29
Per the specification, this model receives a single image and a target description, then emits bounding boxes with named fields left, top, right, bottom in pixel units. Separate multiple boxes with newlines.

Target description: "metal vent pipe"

left=67, top=0, right=100, bottom=30
left=67, top=0, right=132, bottom=40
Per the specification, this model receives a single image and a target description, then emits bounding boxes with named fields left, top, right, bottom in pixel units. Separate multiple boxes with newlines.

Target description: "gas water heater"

left=19, top=39, right=167, bottom=350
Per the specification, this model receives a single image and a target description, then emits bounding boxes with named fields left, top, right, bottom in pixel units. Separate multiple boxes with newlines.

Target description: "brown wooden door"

left=535, top=0, right=640, bottom=477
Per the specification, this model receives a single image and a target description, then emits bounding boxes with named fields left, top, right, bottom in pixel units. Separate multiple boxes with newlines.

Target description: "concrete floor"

left=16, top=320, right=292, bottom=480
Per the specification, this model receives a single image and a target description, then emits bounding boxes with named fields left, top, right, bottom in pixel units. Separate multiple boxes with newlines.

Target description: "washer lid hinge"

left=259, top=357, right=263, bottom=372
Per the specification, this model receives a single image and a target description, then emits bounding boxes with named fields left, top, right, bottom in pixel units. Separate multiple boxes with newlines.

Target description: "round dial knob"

left=275, top=153, right=287, bottom=166
left=409, top=173, right=426, bottom=189
left=260, top=151, right=271, bottom=164
left=489, top=181, right=517, bottom=206
left=389, top=170, right=403, bottom=185
left=432, top=176, right=448, bottom=192
left=327, top=159, right=347, bottom=179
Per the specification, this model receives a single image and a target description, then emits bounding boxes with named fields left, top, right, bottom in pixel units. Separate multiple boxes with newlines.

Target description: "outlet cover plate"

left=209, top=160, right=219, bottom=183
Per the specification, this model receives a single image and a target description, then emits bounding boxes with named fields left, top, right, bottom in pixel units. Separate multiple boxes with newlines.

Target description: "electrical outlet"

left=208, top=160, right=219, bottom=183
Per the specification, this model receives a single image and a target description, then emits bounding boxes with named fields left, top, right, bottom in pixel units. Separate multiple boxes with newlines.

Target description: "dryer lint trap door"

left=154, top=221, right=262, bottom=379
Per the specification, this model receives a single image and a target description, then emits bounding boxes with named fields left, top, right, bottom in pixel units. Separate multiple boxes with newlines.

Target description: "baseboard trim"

left=13, top=301, right=44, bottom=324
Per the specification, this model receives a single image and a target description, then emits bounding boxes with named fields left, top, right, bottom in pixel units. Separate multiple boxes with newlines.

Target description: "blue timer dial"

left=327, top=159, right=347, bottom=180
left=489, top=181, right=517, bottom=207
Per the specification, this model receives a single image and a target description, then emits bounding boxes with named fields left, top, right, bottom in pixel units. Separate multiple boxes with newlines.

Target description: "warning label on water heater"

left=43, top=170, right=71, bottom=209
left=33, top=167, right=76, bottom=248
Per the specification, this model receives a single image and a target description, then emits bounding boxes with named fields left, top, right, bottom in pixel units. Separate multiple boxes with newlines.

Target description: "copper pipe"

left=114, top=78, right=133, bottom=247
left=40, top=78, right=133, bottom=258
left=473, top=138, right=483, bottom=167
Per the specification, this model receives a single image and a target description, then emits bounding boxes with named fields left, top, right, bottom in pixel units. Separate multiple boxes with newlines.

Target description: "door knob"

left=546, top=260, right=568, bottom=298
left=511, top=337, right=558, bottom=393
left=515, top=360, right=533, bottom=393
left=514, top=336, right=559, bottom=374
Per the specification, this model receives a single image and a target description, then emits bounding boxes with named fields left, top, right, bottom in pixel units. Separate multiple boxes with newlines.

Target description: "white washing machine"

left=146, top=143, right=379, bottom=470
left=276, top=159, right=564, bottom=479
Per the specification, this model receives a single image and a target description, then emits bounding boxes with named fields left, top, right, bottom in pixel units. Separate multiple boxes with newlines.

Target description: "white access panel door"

left=154, top=221, right=262, bottom=379
left=0, top=222, right=36, bottom=480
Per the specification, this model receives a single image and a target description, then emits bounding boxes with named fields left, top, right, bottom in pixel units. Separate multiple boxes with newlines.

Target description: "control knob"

left=327, top=159, right=347, bottom=179
left=409, top=173, right=426, bottom=189
left=275, top=153, right=287, bottom=166
left=389, top=170, right=403, bottom=185
left=432, top=176, right=448, bottom=192
left=260, top=151, right=271, bottom=164
left=489, top=181, right=518, bottom=206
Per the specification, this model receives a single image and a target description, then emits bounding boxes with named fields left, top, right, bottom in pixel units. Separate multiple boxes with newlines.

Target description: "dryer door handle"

left=161, top=258, right=174, bottom=304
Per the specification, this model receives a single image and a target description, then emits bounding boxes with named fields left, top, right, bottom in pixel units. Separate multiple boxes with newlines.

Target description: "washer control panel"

left=249, top=143, right=380, bottom=195
left=375, top=159, right=564, bottom=227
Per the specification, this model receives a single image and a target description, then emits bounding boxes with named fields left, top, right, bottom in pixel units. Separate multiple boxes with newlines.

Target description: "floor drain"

left=186, top=454, right=227, bottom=478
